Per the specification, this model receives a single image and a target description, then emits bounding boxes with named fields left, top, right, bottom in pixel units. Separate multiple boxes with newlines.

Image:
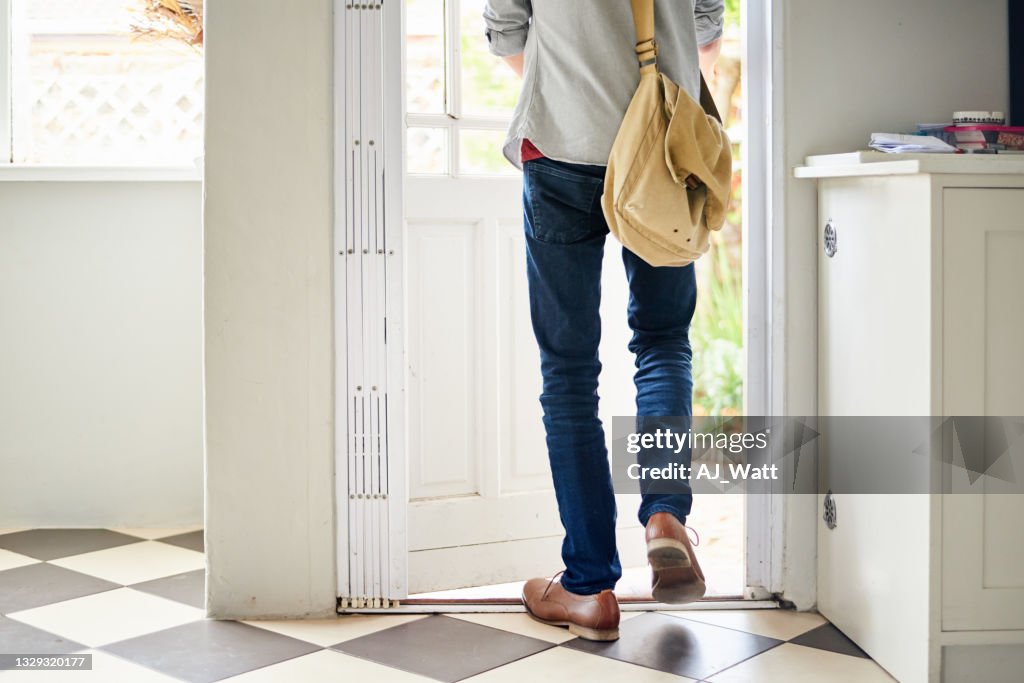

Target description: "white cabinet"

left=797, top=154, right=1024, bottom=683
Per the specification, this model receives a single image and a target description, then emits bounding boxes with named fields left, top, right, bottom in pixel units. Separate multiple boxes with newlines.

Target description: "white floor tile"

left=49, top=541, right=204, bottom=585
left=464, top=646, right=696, bottom=682
left=0, top=549, right=39, bottom=572
left=221, top=649, right=435, bottom=682
left=111, top=527, right=202, bottom=541
left=0, top=650, right=180, bottom=683
left=707, top=643, right=896, bottom=682
left=242, top=614, right=429, bottom=647
left=662, top=608, right=826, bottom=640
left=5, top=588, right=203, bottom=648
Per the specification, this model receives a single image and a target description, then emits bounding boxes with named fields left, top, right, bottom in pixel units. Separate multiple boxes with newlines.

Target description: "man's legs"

left=621, top=249, right=698, bottom=527
left=522, top=157, right=621, bottom=596
left=621, top=249, right=706, bottom=603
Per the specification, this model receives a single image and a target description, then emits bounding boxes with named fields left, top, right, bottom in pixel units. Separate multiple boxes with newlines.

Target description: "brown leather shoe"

left=522, top=575, right=619, bottom=641
left=645, top=512, right=707, bottom=604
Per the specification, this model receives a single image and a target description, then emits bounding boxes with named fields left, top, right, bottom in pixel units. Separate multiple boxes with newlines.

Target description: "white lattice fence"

left=16, top=53, right=203, bottom=164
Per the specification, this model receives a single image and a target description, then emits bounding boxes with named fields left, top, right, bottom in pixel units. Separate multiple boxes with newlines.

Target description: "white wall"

left=775, top=0, right=1009, bottom=609
left=203, top=0, right=337, bottom=618
left=0, top=179, right=203, bottom=528
left=779, top=0, right=1009, bottom=414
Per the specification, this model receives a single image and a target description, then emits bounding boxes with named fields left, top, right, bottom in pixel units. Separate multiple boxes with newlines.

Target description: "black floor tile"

left=158, top=531, right=204, bottom=553
left=0, top=529, right=141, bottom=561
left=102, top=619, right=321, bottom=683
left=0, top=563, right=119, bottom=614
left=131, top=570, right=205, bottom=609
left=564, top=612, right=782, bottom=680
left=332, top=614, right=554, bottom=682
left=0, top=614, right=86, bottom=654
left=789, top=622, right=868, bottom=658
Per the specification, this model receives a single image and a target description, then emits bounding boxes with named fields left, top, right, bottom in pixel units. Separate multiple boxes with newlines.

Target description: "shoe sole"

left=647, top=537, right=707, bottom=605
left=521, top=593, right=620, bottom=642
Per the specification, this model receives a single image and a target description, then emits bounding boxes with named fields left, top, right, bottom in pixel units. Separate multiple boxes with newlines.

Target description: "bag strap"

left=699, top=71, right=723, bottom=124
left=630, top=0, right=657, bottom=73
left=629, top=0, right=723, bottom=124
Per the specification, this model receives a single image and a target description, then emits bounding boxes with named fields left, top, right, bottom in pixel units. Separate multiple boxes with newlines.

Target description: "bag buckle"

left=635, top=38, right=657, bottom=68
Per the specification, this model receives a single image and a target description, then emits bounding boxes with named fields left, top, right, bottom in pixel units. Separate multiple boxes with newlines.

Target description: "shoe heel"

left=646, top=537, right=692, bottom=571
left=652, top=570, right=707, bottom=605
left=568, top=623, right=620, bottom=641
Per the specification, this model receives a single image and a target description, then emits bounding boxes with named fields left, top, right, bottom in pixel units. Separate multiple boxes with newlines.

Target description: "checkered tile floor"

left=0, top=529, right=896, bottom=682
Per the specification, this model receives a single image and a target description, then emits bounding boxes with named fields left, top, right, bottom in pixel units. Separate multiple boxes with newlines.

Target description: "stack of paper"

left=869, top=133, right=958, bottom=154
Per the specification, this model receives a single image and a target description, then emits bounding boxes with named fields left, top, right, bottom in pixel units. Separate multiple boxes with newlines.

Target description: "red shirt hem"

left=520, top=138, right=544, bottom=162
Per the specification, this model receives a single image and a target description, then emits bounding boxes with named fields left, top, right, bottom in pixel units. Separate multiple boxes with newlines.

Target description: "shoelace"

left=686, top=526, right=700, bottom=547
left=541, top=570, right=565, bottom=600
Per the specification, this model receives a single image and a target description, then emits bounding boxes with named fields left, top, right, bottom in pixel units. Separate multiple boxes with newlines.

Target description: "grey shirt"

left=484, top=0, right=724, bottom=168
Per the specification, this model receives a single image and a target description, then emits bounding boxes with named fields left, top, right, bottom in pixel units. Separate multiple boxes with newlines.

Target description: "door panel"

left=942, top=188, right=1024, bottom=631
left=407, top=219, right=480, bottom=499
left=496, top=215, right=550, bottom=494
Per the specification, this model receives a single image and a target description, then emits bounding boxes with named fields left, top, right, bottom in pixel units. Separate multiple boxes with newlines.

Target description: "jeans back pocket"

left=524, top=159, right=606, bottom=244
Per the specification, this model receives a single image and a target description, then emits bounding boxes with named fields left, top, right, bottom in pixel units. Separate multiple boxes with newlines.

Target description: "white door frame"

left=742, top=0, right=782, bottom=602
left=333, top=0, right=816, bottom=609
left=741, top=0, right=817, bottom=609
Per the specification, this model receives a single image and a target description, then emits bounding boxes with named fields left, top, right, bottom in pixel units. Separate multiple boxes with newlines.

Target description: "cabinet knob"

left=824, top=220, right=838, bottom=258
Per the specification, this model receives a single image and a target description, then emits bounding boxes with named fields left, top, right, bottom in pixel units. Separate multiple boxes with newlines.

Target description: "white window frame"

left=0, top=0, right=201, bottom=176
left=406, top=0, right=513, bottom=177
left=1, top=0, right=13, bottom=162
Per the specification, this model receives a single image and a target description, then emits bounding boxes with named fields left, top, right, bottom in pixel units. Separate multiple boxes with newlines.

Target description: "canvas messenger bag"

left=602, top=0, right=733, bottom=267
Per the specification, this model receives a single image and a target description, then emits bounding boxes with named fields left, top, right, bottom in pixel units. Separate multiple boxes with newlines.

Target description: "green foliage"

left=694, top=2, right=743, bottom=415
left=692, top=240, right=744, bottom=416
left=461, top=130, right=514, bottom=174
left=724, top=0, right=741, bottom=29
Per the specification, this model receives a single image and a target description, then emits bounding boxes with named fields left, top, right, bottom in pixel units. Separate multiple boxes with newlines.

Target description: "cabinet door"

left=817, top=175, right=934, bottom=683
left=942, top=187, right=1024, bottom=631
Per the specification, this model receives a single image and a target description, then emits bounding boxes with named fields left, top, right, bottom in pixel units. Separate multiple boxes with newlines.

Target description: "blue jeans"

left=522, top=156, right=697, bottom=596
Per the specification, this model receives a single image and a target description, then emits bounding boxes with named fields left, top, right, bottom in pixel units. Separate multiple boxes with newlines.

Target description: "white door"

left=403, top=0, right=645, bottom=593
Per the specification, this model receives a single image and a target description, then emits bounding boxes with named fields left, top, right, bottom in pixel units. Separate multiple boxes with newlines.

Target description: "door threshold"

left=338, top=598, right=778, bottom=614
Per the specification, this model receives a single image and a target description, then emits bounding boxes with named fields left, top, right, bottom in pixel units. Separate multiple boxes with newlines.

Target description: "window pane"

left=408, top=127, right=448, bottom=174
left=459, top=129, right=515, bottom=175
left=12, top=0, right=204, bottom=164
left=460, top=0, right=521, bottom=116
left=406, top=0, right=445, bottom=114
